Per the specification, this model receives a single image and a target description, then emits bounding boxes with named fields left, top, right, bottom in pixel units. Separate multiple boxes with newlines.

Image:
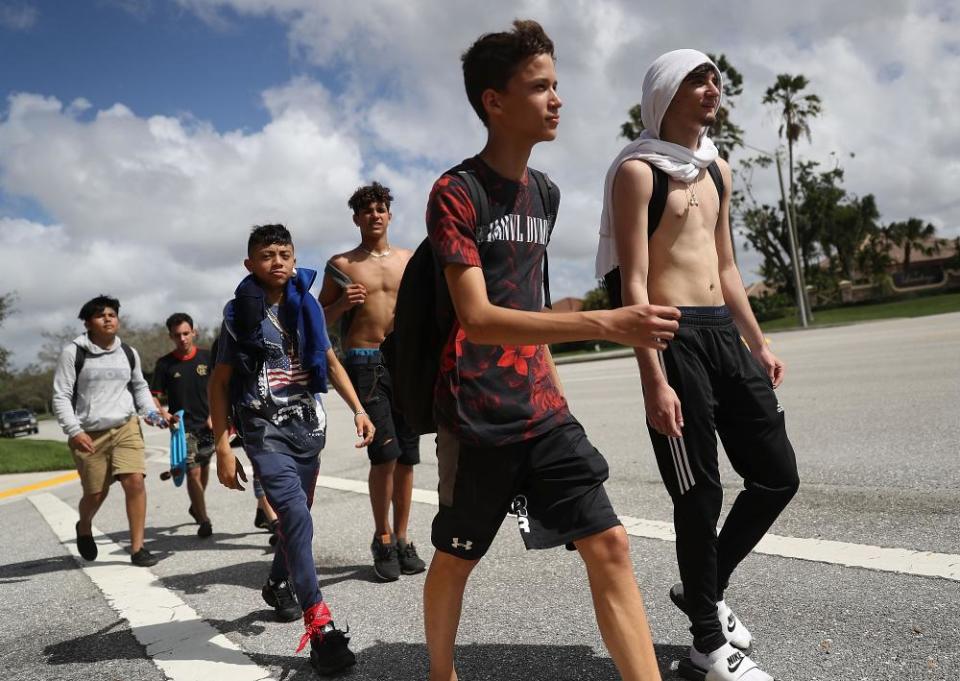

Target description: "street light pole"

left=742, top=143, right=810, bottom=328
left=773, top=151, right=809, bottom=327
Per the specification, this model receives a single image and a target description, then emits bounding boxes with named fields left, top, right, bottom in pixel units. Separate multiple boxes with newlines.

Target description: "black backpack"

left=72, top=342, right=137, bottom=409
left=603, top=161, right=724, bottom=308
left=394, top=166, right=560, bottom=435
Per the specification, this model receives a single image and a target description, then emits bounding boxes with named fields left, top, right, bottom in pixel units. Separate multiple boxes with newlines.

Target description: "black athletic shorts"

left=431, top=420, right=621, bottom=560
left=344, top=348, right=420, bottom=466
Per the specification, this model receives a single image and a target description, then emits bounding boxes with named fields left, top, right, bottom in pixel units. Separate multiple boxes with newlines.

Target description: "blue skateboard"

left=168, top=410, right=187, bottom=487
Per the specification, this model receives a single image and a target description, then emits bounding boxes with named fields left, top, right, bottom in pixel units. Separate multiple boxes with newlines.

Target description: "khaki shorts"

left=71, top=416, right=146, bottom=495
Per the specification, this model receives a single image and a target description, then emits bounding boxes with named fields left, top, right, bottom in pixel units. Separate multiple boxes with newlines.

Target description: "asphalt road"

left=1, top=312, right=958, bottom=680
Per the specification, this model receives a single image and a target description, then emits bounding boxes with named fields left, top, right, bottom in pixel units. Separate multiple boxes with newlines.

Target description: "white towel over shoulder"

left=595, top=49, right=721, bottom=278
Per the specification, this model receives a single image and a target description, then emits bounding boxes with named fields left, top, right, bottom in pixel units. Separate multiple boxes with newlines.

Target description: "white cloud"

left=1, top=0, right=959, bottom=367
left=0, top=3, right=38, bottom=31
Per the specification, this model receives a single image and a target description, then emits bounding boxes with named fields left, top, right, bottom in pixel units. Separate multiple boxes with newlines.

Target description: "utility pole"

left=742, top=143, right=810, bottom=328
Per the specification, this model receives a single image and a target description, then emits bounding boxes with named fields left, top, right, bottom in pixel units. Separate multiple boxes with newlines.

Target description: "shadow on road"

left=316, top=563, right=382, bottom=589
left=44, top=619, right=689, bottom=680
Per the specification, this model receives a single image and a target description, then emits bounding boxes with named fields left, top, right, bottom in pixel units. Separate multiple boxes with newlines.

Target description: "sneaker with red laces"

left=297, top=602, right=355, bottom=676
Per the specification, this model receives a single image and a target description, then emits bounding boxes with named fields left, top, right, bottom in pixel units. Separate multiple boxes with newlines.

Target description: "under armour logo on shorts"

left=451, top=538, right=473, bottom=551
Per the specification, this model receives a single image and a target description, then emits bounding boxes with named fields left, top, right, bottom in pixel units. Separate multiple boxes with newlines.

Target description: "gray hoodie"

left=52, top=334, right=155, bottom=438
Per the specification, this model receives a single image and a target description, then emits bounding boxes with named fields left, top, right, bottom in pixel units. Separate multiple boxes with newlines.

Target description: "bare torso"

left=647, top=169, right=725, bottom=307
left=327, top=248, right=413, bottom=349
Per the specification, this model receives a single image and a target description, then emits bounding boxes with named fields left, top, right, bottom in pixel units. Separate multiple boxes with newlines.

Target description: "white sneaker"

left=679, top=643, right=775, bottom=681
left=717, top=599, right=753, bottom=651
left=669, top=583, right=754, bottom=651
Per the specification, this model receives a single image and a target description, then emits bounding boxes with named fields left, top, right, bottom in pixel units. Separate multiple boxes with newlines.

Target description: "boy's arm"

left=613, top=160, right=683, bottom=437
left=714, top=159, right=785, bottom=387
left=430, top=173, right=680, bottom=349
left=324, top=347, right=375, bottom=447
left=51, top=345, right=94, bottom=451
left=209, top=362, right=246, bottom=489
left=444, top=265, right=679, bottom=347
left=318, top=262, right=366, bottom=325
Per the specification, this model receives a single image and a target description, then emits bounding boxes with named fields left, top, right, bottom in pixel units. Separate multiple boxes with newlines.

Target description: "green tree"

left=620, top=53, right=745, bottom=160
left=581, top=286, right=610, bottom=311
left=886, top=218, right=939, bottom=273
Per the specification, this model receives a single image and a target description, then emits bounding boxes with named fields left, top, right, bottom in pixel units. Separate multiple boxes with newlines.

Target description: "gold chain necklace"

left=687, top=178, right=700, bottom=207
left=265, top=306, right=296, bottom=358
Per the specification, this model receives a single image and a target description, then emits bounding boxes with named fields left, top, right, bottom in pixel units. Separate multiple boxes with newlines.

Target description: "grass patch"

left=760, top=292, right=960, bottom=332
left=0, top=438, right=74, bottom=474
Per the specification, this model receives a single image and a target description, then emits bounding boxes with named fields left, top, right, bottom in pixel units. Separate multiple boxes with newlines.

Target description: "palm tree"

left=886, top=218, right=939, bottom=273
left=762, top=74, right=822, bottom=206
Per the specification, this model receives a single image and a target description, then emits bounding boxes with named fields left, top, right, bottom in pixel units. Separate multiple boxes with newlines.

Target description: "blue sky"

left=0, top=0, right=958, bottom=368
left=0, top=1, right=297, bottom=132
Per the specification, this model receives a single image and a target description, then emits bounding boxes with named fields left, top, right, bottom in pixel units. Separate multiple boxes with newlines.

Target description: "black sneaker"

left=197, top=521, right=213, bottom=538
left=397, top=538, right=426, bottom=575
left=262, top=578, right=301, bottom=622
left=75, top=522, right=97, bottom=561
left=310, top=623, right=356, bottom=676
left=254, top=507, right=269, bottom=529
left=130, top=547, right=158, bottom=567
left=370, top=534, right=400, bottom=582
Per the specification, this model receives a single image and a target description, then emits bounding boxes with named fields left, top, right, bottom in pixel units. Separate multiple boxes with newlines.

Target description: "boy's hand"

left=753, top=346, right=785, bottom=388
left=69, top=432, right=95, bottom=454
left=645, top=382, right=684, bottom=438
left=606, top=304, right=681, bottom=349
left=216, top=450, right=248, bottom=491
left=164, top=411, right=180, bottom=430
left=354, top=412, right=375, bottom=447
left=341, top=283, right=367, bottom=308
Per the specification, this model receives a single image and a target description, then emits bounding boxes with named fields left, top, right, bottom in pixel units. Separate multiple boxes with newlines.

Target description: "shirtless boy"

left=598, top=49, right=800, bottom=681
left=319, top=182, right=424, bottom=581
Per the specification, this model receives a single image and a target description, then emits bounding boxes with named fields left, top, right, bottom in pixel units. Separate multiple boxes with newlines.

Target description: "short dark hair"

left=683, top=62, right=720, bottom=85
left=348, top=182, right=393, bottom=214
left=461, top=19, right=555, bottom=126
left=248, top=224, right=293, bottom=256
left=165, top=312, right=194, bottom=332
left=78, top=295, right=120, bottom=322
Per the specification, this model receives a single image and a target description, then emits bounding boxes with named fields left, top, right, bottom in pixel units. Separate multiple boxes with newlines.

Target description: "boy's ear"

left=481, top=88, right=502, bottom=121
left=243, top=257, right=253, bottom=273
left=352, top=213, right=361, bottom=227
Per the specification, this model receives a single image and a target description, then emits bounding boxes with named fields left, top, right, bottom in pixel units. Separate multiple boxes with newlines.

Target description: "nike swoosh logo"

left=727, top=613, right=737, bottom=632
left=728, top=656, right=743, bottom=673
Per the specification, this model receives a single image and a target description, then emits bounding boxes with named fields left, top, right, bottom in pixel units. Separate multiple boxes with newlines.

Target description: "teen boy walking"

left=319, top=182, right=424, bottom=581
left=598, top=49, right=799, bottom=681
left=209, top=224, right=374, bottom=676
left=152, top=312, right=215, bottom=537
left=52, top=295, right=164, bottom=567
left=422, top=20, right=682, bottom=681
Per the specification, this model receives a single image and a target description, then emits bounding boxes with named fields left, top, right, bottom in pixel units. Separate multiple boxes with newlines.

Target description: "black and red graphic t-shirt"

left=427, top=156, right=572, bottom=447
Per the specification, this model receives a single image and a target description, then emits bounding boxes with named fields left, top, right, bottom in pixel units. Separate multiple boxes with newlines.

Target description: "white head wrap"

left=595, top=49, right=721, bottom=277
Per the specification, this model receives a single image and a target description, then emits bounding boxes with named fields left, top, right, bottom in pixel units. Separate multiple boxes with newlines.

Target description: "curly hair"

left=461, top=19, right=555, bottom=126
left=348, top=182, right=393, bottom=214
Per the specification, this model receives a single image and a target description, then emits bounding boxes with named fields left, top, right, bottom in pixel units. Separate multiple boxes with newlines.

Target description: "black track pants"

left=647, top=306, right=799, bottom=654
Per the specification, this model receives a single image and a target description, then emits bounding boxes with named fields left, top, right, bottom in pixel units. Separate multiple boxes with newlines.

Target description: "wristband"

left=354, top=410, right=366, bottom=417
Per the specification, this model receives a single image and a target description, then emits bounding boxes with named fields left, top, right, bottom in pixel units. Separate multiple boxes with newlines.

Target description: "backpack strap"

left=528, top=168, right=559, bottom=310
left=456, top=170, right=490, bottom=233
left=647, top=163, right=669, bottom=237
left=706, top=161, right=724, bottom=203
